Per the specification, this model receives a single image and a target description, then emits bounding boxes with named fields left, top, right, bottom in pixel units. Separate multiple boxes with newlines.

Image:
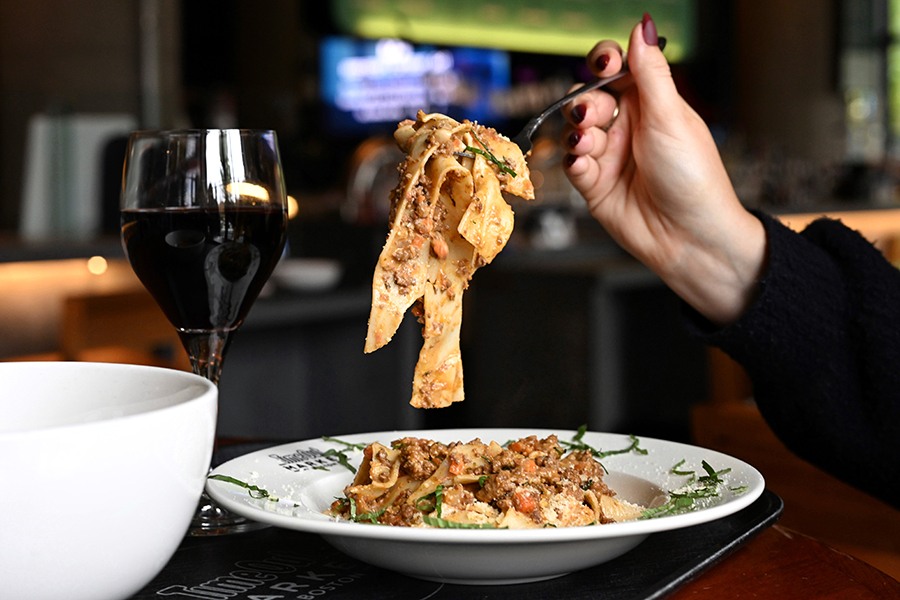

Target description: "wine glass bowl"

left=121, top=129, right=288, bottom=384
left=120, top=129, right=289, bottom=534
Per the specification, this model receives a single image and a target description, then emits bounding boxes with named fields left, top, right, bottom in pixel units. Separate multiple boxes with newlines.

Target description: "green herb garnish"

left=669, top=459, right=695, bottom=477
left=640, top=460, right=742, bottom=519
left=208, top=474, right=288, bottom=503
left=347, top=497, right=385, bottom=524
left=321, top=436, right=368, bottom=473
left=560, top=426, right=648, bottom=459
left=415, top=485, right=445, bottom=517
left=422, top=515, right=499, bottom=529
left=466, top=131, right=518, bottom=178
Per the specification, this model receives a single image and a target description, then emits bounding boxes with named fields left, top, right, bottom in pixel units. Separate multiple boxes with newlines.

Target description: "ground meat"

left=393, top=437, right=449, bottom=480
left=379, top=499, right=421, bottom=527
left=476, top=436, right=564, bottom=508
left=478, top=473, right=519, bottom=512
left=560, top=450, right=612, bottom=498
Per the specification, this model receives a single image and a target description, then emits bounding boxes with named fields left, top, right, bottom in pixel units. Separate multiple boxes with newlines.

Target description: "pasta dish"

left=364, top=111, right=534, bottom=409
left=329, top=434, right=644, bottom=529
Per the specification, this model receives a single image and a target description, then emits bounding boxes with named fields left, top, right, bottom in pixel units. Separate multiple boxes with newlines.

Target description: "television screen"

left=320, top=36, right=511, bottom=136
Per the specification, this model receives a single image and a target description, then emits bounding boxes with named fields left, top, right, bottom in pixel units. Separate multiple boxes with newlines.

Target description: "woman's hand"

left=563, top=14, right=767, bottom=326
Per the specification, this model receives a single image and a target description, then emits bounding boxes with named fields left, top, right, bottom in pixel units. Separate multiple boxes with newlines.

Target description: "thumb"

left=627, top=14, right=679, bottom=122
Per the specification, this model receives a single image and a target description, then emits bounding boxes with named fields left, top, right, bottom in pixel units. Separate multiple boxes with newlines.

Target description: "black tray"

left=132, top=486, right=782, bottom=599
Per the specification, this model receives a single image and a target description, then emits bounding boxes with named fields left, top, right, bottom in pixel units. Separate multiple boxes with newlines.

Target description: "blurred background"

left=0, top=0, right=898, bottom=576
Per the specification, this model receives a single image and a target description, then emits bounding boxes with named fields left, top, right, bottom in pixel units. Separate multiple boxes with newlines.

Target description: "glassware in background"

left=121, top=129, right=288, bottom=534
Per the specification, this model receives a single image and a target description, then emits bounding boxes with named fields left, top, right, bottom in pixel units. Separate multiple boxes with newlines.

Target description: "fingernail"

left=571, top=104, right=586, bottom=124
left=595, top=53, right=610, bottom=72
left=563, top=153, right=578, bottom=168
left=567, top=131, right=582, bottom=148
left=642, top=12, right=658, bottom=46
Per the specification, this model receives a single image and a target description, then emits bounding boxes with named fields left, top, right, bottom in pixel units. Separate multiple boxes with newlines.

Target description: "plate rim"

left=207, top=427, right=765, bottom=543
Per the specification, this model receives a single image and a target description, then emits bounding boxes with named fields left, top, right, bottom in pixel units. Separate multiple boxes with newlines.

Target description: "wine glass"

left=121, top=129, right=288, bottom=535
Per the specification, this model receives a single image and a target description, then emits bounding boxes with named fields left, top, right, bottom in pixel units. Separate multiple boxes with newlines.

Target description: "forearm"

left=688, top=212, right=900, bottom=507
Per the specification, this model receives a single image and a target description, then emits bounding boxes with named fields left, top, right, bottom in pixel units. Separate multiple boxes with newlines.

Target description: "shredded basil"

left=422, top=515, right=499, bottom=529
left=207, top=474, right=290, bottom=504
left=321, top=436, right=368, bottom=473
left=320, top=448, right=357, bottom=473
left=640, top=460, right=742, bottom=519
left=416, top=485, right=445, bottom=517
left=561, top=426, right=648, bottom=459
left=347, top=496, right=385, bottom=524
left=466, top=131, right=518, bottom=178
left=669, top=459, right=695, bottom=477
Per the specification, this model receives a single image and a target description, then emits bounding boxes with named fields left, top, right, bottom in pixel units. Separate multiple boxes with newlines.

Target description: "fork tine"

left=511, top=130, right=534, bottom=156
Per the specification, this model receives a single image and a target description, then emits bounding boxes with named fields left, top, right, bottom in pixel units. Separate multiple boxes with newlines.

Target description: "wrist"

left=659, top=208, right=767, bottom=326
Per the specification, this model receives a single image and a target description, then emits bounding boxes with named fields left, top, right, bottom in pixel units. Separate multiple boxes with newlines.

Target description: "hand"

left=562, top=14, right=767, bottom=325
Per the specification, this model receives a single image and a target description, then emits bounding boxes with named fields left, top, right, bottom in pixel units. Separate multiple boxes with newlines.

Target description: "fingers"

left=570, top=39, right=627, bottom=130
left=561, top=78, right=622, bottom=178
left=586, top=40, right=625, bottom=78
left=561, top=38, right=628, bottom=170
left=562, top=12, right=677, bottom=172
left=565, top=87, right=620, bottom=135
left=561, top=84, right=624, bottom=207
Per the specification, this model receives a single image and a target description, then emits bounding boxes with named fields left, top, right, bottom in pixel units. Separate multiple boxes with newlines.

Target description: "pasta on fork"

left=365, top=111, right=534, bottom=408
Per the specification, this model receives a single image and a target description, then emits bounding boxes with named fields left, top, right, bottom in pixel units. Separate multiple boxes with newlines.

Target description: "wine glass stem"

left=179, top=330, right=232, bottom=385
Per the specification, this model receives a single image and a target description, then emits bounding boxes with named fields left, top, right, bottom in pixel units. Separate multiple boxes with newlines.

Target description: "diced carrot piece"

left=513, top=489, right=537, bottom=514
left=448, top=453, right=465, bottom=475
left=508, top=441, right=527, bottom=453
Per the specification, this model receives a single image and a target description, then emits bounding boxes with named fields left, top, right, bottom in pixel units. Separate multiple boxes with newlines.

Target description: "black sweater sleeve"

left=686, top=211, right=900, bottom=508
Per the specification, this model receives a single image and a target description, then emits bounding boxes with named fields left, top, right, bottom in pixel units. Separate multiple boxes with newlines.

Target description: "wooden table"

left=672, top=525, right=900, bottom=599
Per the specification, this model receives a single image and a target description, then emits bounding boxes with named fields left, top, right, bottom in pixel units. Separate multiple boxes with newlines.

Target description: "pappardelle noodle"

left=364, top=111, right=534, bottom=409
left=329, top=434, right=644, bottom=529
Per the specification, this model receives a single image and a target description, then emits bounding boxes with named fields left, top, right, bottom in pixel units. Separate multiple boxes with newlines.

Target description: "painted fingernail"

left=568, top=131, right=582, bottom=148
left=642, top=13, right=658, bottom=47
left=571, top=104, right=586, bottom=124
left=563, top=153, right=578, bottom=168
left=595, top=53, right=610, bottom=72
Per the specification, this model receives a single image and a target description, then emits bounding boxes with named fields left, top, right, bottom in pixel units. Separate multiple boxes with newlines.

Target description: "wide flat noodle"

left=365, top=111, right=534, bottom=408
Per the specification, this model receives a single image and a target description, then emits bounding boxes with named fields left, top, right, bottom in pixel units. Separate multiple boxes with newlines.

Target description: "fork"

left=510, top=69, right=628, bottom=156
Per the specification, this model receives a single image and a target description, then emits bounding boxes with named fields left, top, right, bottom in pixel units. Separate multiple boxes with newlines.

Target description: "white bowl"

left=0, top=362, right=217, bottom=600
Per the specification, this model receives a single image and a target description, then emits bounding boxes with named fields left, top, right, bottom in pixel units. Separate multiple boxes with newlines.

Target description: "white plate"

left=271, top=258, right=342, bottom=292
left=207, top=428, right=764, bottom=585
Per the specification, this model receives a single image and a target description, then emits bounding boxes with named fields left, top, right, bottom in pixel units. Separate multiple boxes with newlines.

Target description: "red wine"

left=122, top=205, right=286, bottom=333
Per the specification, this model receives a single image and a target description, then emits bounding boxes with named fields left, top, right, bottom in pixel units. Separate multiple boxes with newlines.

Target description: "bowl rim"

left=0, top=361, right=217, bottom=437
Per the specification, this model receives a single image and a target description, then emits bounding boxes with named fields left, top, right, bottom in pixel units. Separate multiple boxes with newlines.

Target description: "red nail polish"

left=642, top=13, right=658, bottom=46
left=568, top=131, right=582, bottom=148
left=571, top=104, right=586, bottom=124
left=595, top=53, right=610, bottom=72
left=563, top=153, right=578, bottom=168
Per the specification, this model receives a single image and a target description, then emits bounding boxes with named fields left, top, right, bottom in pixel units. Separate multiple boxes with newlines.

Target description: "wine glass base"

left=188, top=492, right=270, bottom=537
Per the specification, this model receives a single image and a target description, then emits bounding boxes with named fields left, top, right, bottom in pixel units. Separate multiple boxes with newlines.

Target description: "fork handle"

left=517, top=70, right=629, bottom=143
